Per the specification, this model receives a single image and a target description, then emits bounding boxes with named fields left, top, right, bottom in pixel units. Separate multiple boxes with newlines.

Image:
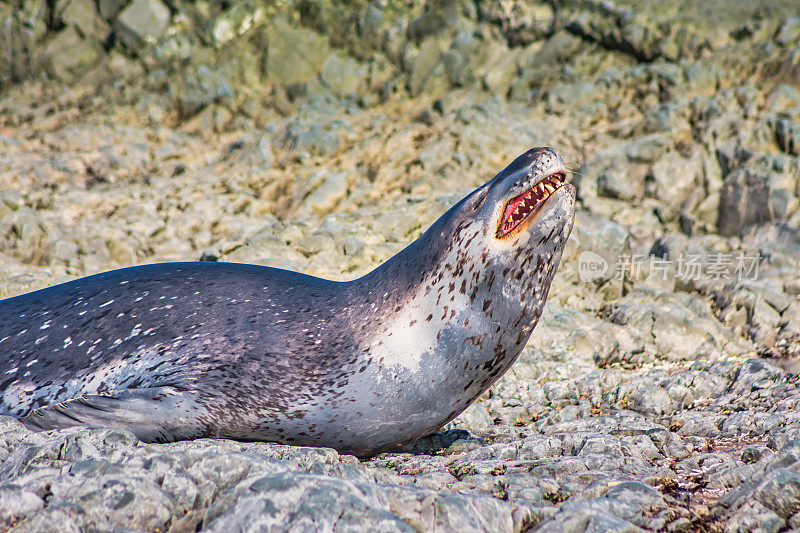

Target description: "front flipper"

left=20, top=387, right=208, bottom=443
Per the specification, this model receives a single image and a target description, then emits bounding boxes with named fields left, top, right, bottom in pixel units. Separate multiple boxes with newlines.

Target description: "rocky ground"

left=1, top=0, right=800, bottom=531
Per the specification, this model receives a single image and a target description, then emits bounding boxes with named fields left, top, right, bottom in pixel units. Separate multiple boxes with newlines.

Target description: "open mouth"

left=496, top=172, right=565, bottom=238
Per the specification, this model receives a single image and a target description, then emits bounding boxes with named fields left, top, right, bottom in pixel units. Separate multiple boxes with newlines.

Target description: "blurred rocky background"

left=1, top=0, right=800, bottom=531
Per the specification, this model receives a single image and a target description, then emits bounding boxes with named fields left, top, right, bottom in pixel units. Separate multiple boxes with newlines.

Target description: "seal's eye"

left=496, top=173, right=565, bottom=238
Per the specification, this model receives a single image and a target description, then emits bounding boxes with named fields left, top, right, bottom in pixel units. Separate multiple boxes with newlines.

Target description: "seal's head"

left=490, top=147, right=574, bottom=242
left=370, top=145, right=575, bottom=332
left=445, top=146, right=576, bottom=326
left=457, top=146, right=575, bottom=256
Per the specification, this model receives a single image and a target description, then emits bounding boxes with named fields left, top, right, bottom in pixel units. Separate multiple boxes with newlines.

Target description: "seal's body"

left=0, top=147, right=575, bottom=456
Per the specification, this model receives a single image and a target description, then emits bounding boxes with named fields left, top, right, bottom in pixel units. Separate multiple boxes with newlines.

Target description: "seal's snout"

left=497, top=171, right=566, bottom=237
left=494, top=147, right=569, bottom=239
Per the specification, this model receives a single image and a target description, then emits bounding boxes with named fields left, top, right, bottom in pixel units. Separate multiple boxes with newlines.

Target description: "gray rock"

left=0, top=484, right=44, bottom=528
left=115, top=0, right=171, bottom=53
left=449, top=403, right=494, bottom=432
left=776, top=16, right=800, bottom=46
left=774, top=118, right=800, bottom=156
left=98, top=0, right=128, bottom=21
left=171, top=65, right=234, bottom=118
left=300, top=171, right=349, bottom=215
left=283, top=123, right=341, bottom=157
left=727, top=359, right=783, bottom=396
left=480, top=42, right=519, bottom=97
left=766, top=84, right=800, bottom=114
left=43, top=25, right=103, bottom=81
left=607, top=289, right=743, bottom=363
left=407, top=10, right=448, bottom=43
left=755, top=468, right=800, bottom=519
left=0, top=208, right=53, bottom=264
left=649, top=150, right=703, bottom=218
left=205, top=472, right=414, bottom=532
left=208, top=1, right=268, bottom=46
left=321, top=52, right=368, bottom=98
left=265, top=17, right=330, bottom=87
left=481, top=1, right=554, bottom=45
left=717, top=152, right=798, bottom=236
left=570, top=211, right=631, bottom=286
left=625, top=385, right=675, bottom=416
left=61, top=0, right=107, bottom=41
left=51, top=239, right=81, bottom=266
left=408, top=37, right=444, bottom=96
left=597, top=167, right=637, bottom=202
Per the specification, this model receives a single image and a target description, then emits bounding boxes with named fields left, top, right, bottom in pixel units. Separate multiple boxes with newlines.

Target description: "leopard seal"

left=0, top=147, right=575, bottom=457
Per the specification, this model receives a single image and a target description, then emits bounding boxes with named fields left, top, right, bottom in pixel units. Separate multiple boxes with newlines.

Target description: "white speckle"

left=39, top=321, right=51, bottom=330
left=126, top=324, right=142, bottom=340
left=0, top=336, right=8, bottom=344
left=119, top=280, right=129, bottom=284
left=25, top=358, right=38, bottom=366
left=93, top=338, right=102, bottom=344
left=63, top=336, right=73, bottom=347
left=116, top=313, right=125, bottom=318
left=112, top=339, right=122, bottom=347
left=159, top=296, right=165, bottom=300
left=78, top=311, right=87, bottom=316
left=98, top=300, right=115, bottom=308
left=5, top=367, right=17, bottom=374
left=62, top=324, right=68, bottom=329
left=78, top=340, right=86, bottom=346
left=314, top=340, right=321, bottom=344
left=35, top=336, right=47, bottom=345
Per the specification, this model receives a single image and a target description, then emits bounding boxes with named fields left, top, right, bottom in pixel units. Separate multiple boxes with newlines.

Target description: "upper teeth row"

left=524, top=179, right=556, bottom=203
left=537, top=179, right=556, bottom=195
left=510, top=179, right=558, bottom=217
